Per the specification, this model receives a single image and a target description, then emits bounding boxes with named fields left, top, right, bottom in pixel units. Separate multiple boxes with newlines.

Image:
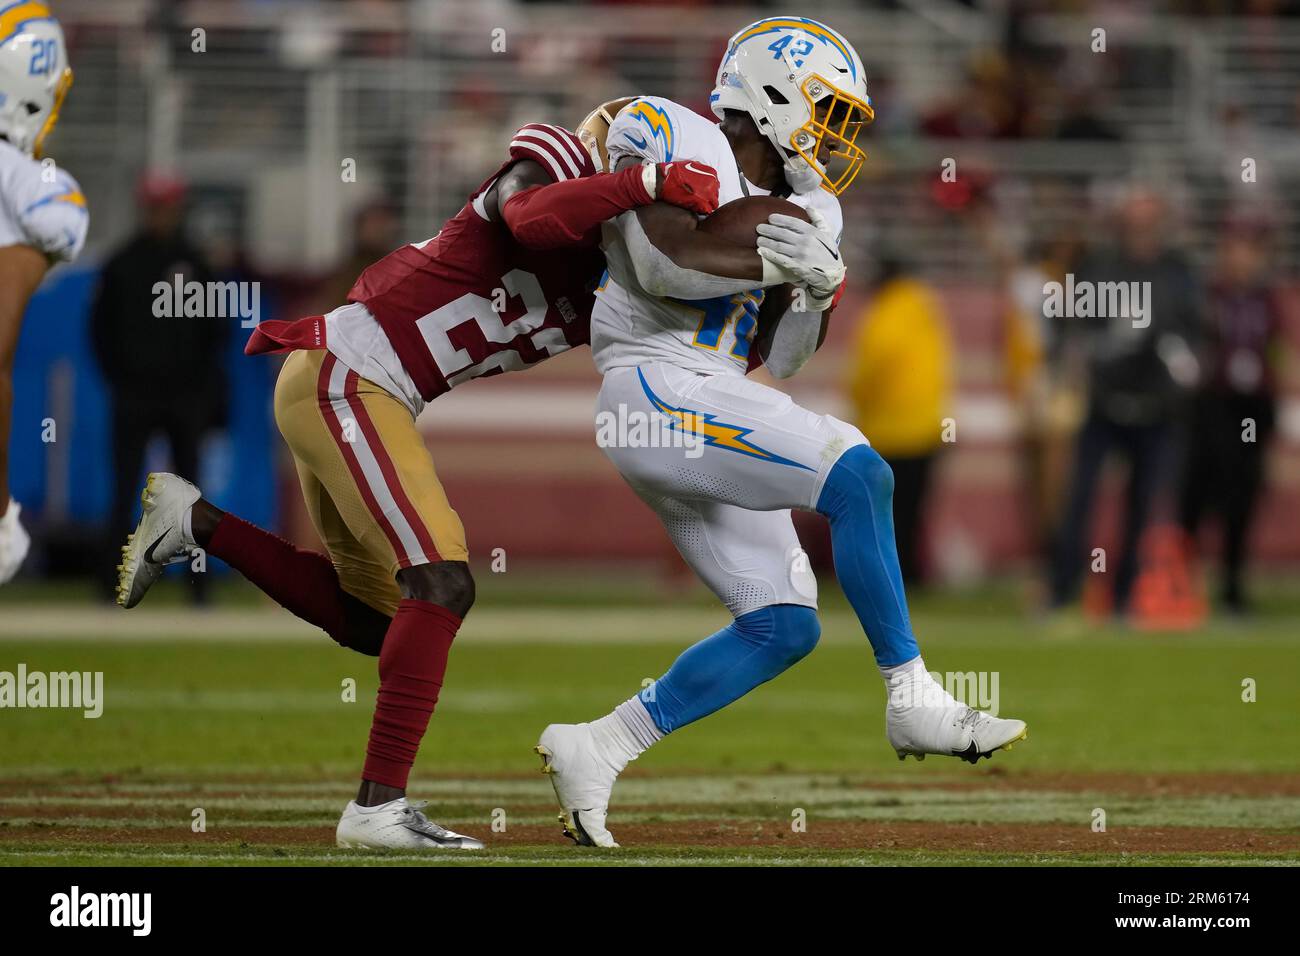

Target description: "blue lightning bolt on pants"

left=597, top=363, right=922, bottom=735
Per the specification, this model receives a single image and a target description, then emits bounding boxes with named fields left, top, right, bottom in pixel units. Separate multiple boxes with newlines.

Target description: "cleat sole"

left=535, top=746, right=580, bottom=844
left=897, top=726, right=1028, bottom=765
left=534, top=744, right=555, bottom=773
left=535, top=743, right=607, bottom=847
left=557, top=812, right=584, bottom=846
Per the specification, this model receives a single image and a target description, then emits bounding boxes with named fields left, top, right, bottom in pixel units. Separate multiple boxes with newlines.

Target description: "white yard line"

left=0, top=606, right=745, bottom=643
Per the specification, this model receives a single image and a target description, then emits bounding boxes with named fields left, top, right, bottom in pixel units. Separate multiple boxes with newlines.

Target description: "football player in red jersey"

left=113, top=103, right=720, bottom=850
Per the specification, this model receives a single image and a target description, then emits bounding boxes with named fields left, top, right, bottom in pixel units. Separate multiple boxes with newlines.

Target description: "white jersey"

left=591, top=95, right=842, bottom=377
left=0, top=139, right=87, bottom=263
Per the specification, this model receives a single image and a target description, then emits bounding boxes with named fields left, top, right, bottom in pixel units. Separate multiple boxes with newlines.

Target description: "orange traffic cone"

left=1130, top=525, right=1208, bottom=631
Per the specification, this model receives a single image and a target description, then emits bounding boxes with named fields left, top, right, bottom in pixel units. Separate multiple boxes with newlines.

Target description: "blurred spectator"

left=1047, top=186, right=1205, bottom=616
left=1178, top=220, right=1284, bottom=614
left=844, top=255, right=953, bottom=585
left=1055, top=85, right=1121, bottom=141
left=91, top=174, right=225, bottom=604
left=1002, top=231, right=1088, bottom=561
left=307, top=199, right=403, bottom=315
left=921, top=52, right=1029, bottom=140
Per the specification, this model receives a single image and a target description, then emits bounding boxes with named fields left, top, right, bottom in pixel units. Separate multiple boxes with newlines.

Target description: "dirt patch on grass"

left=3, top=769, right=1297, bottom=859
left=499, top=820, right=1300, bottom=854
left=580, top=820, right=1300, bottom=854
left=4, top=770, right=1299, bottom=799
left=0, top=823, right=333, bottom=846
left=2, top=819, right=1296, bottom=855
left=882, top=770, right=1300, bottom=798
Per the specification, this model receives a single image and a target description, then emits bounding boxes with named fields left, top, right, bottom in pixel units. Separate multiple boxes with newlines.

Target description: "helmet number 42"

left=768, top=36, right=814, bottom=68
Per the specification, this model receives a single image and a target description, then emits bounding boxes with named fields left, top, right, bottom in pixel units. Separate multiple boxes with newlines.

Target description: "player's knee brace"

left=749, top=603, right=821, bottom=664
left=817, top=442, right=893, bottom=517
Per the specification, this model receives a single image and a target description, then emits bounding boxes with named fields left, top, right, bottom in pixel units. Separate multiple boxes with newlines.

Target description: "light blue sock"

left=639, top=604, right=820, bottom=734
left=816, top=444, right=921, bottom=667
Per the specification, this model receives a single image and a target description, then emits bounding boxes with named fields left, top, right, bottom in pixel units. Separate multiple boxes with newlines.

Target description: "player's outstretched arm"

left=493, top=158, right=719, bottom=250
left=0, top=244, right=50, bottom=506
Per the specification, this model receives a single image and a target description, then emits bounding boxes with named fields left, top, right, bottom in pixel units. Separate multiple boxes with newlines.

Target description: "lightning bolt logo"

left=637, top=369, right=814, bottom=471
left=626, top=100, right=675, bottom=161
left=0, top=2, right=53, bottom=45
left=729, top=17, right=858, bottom=81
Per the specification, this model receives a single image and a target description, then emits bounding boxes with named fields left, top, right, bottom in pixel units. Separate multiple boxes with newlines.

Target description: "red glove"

left=655, top=161, right=720, bottom=215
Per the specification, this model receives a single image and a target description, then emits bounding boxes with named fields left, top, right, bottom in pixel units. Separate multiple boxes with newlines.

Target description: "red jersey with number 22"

left=346, top=124, right=601, bottom=402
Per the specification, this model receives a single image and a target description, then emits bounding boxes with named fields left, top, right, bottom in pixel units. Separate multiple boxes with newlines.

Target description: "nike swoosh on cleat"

left=402, top=822, right=460, bottom=846
left=953, top=741, right=987, bottom=764
left=142, top=529, right=174, bottom=564
left=570, top=810, right=597, bottom=847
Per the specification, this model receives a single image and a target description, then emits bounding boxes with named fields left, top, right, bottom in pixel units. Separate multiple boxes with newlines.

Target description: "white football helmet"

left=711, top=16, right=873, bottom=195
left=0, top=5, right=72, bottom=157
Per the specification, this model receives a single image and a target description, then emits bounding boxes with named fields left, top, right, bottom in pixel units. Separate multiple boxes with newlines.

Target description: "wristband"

left=641, top=161, right=658, bottom=202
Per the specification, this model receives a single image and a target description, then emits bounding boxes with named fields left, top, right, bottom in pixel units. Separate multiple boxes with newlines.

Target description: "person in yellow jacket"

left=845, top=257, right=954, bottom=584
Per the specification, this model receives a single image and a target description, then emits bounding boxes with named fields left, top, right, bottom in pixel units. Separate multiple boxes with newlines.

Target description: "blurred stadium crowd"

left=11, top=0, right=1300, bottom=623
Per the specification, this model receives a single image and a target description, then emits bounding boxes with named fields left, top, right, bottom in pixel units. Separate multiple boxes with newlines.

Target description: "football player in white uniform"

left=0, top=5, right=84, bottom=584
left=537, top=16, right=1027, bottom=847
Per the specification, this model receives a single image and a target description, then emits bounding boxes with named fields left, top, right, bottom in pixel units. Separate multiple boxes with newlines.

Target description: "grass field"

left=2, top=577, right=1298, bottom=866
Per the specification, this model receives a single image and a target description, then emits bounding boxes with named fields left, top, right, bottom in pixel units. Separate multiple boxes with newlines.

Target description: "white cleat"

left=886, top=669, right=1027, bottom=764
left=535, top=723, right=621, bottom=848
left=116, top=472, right=201, bottom=609
left=335, top=798, right=485, bottom=850
left=0, top=499, right=32, bottom=586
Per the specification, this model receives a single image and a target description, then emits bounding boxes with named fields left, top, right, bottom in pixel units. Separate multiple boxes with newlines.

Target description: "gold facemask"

left=32, top=66, right=72, bottom=159
left=790, top=75, right=873, bottom=196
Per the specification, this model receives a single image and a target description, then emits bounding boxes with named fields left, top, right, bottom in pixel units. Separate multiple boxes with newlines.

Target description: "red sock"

left=362, top=599, right=461, bottom=790
left=207, top=513, right=389, bottom=654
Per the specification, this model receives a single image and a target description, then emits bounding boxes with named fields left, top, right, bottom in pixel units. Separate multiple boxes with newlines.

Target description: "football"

left=696, top=195, right=810, bottom=247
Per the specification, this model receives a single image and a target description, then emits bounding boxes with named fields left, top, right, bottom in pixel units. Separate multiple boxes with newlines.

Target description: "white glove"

left=0, top=499, right=31, bottom=585
left=755, top=207, right=846, bottom=311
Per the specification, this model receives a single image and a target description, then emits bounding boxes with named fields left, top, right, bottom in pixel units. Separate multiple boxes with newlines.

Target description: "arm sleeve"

left=15, top=167, right=88, bottom=264
left=763, top=307, right=823, bottom=379
left=758, top=278, right=845, bottom=378
left=501, top=165, right=653, bottom=250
